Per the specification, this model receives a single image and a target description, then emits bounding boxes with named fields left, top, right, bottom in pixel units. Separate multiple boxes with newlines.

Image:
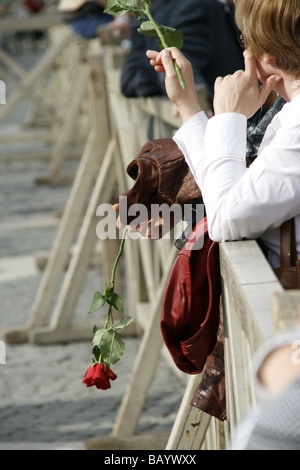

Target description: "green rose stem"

left=143, top=2, right=186, bottom=90
left=104, top=228, right=127, bottom=331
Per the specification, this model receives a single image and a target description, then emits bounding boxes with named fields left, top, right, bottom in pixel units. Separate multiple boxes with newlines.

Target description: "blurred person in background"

left=58, top=0, right=114, bottom=39
left=120, top=0, right=244, bottom=110
left=231, top=326, right=300, bottom=450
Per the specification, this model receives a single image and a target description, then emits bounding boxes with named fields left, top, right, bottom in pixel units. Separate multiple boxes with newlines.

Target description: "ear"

left=263, top=53, right=277, bottom=66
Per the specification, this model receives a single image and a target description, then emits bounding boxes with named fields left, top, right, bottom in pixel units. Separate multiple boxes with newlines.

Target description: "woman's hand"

left=113, top=203, right=174, bottom=239
left=213, top=51, right=282, bottom=118
left=146, top=48, right=202, bottom=122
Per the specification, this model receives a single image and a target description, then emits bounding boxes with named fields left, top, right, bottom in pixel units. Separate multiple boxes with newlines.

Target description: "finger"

left=147, top=57, right=165, bottom=73
left=215, top=76, right=224, bottom=85
left=113, top=203, right=119, bottom=212
left=161, top=47, right=188, bottom=69
left=154, top=65, right=166, bottom=73
left=161, top=49, right=177, bottom=77
left=116, top=215, right=125, bottom=230
left=214, top=76, right=224, bottom=91
left=243, top=51, right=258, bottom=81
left=146, top=50, right=160, bottom=62
left=259, top=74, right=282, bottom=104
left=163, top=46, right=185, bottom=61
left=127, top=223, right=140, bottom=233
left=147, top=50, right=166, bottom=73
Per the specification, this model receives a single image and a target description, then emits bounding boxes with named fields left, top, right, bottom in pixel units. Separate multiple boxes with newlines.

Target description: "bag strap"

left=280, top=218, right=297, bottom=268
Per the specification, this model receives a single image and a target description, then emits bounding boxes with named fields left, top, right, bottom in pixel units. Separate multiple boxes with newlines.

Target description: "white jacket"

left=173, top=94, right=300, bottom=268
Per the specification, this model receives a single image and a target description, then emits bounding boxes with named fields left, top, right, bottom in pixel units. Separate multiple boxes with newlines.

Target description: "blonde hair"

left=234, top=0, right=300, bottom=74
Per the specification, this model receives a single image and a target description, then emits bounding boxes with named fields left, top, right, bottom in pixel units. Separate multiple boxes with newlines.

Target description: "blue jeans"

left=70, top=14, right=113, bottom=39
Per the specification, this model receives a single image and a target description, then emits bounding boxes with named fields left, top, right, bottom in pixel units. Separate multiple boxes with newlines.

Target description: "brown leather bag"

left=191, top=309, right=226, bottom=422
left=274, top=218, right=300, bottom=290
left=119, top=138, right=202, bottom=226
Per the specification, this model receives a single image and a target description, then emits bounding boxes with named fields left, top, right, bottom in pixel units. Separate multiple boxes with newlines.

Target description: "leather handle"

left=280, top=219, right=297, bottom=268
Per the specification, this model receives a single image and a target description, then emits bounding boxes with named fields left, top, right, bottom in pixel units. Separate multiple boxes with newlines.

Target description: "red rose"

left=83, top=363, right=117, bottom=390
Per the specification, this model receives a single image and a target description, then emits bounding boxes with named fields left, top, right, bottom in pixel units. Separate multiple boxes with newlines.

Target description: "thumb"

left=161, top=49, right=175, bottom=75
left=259, top=74, right=282, bottom=103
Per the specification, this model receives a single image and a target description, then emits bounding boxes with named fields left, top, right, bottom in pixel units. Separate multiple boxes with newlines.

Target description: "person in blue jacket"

left=121, top=0, right=244, bottom=107
left=58, top=0, right=113, bottom=40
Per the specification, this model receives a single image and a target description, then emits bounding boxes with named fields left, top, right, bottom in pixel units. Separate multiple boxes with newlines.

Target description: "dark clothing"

left=121, top=0, right=244, bottom=104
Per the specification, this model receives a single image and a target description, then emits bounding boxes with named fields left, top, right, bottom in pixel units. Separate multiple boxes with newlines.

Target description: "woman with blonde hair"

left=146, top=0, right=300, bottom=276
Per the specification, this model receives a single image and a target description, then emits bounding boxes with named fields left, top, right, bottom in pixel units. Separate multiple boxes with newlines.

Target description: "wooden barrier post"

left=84, top=69, right=211, bottom=450
left=0, top=14, right=62, bottom=33
left=3, top=42, right=117, bottom=344
left=0, top=27, right=73, bottom=126
left=0, top=24, right=88, bottom=179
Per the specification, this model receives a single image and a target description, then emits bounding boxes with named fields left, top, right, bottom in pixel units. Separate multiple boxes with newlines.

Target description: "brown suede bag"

left=119, top=138, right=202, bottom=226
left=274, top=218, right=300, bottom=290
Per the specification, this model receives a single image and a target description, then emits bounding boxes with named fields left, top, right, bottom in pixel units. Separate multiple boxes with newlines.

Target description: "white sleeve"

left=173, top=111, right=209, bottom=180
left=174, top=111, right=300, bottom=243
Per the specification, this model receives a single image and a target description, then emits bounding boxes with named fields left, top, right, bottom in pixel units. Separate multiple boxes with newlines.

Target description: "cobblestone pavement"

left=0, top=44, right=186, bottom=451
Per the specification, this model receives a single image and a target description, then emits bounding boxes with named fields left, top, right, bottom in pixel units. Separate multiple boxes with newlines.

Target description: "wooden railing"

left=166, top=239, right=288, bottom=450
left=2, top=30, right=299, bottom=451
left=100, top=47, right=300, bottom=450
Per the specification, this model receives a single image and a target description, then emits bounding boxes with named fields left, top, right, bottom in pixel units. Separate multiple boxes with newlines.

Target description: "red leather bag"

left=160, top=217, right=221, bottom=375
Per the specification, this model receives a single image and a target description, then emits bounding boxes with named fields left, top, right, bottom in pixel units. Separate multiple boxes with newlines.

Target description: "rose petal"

left=82, top=365, right=95, bottom=387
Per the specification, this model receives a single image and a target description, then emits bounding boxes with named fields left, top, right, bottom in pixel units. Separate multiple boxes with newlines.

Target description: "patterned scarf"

left=246, top=97, right=286, bottom=163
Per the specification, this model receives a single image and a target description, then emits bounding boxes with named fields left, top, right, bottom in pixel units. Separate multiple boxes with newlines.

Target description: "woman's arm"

left=202, top=114, right=300, bottom=241
left=146, top=48, right=202, bottom=122
left=148, top=48, right=296, bottom=242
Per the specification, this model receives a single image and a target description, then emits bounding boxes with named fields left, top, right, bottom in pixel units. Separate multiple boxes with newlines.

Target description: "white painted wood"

left=47, top=64, right=88, bottom=179
left=167, top=238, right=289, bottom=451
left=111, top=245, right=178, bottom=438
left=85, top=432, right=170, bottom=451
left=166, top=374, right=204, bottom=449
left=0, top=14, right=63, bottom=32
left=0, top=27, right=73, bottom=125
left=31, top=137, right=117, bottom=342
left=271, top=291, right=300, bottom=332
left=3, top=44, right=109, bottom=343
